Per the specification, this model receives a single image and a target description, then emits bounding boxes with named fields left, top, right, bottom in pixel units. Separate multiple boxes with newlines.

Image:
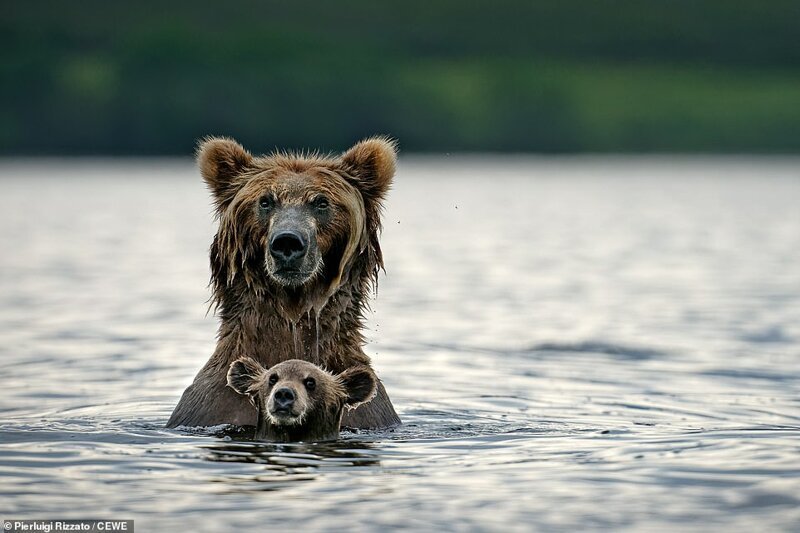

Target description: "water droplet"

left=290, top=320, right=301, bottom=358
left=314, top=308, right=321, bottom=363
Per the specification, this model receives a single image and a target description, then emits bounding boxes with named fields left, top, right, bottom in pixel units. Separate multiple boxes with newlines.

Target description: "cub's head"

left=226, top=357, right=377, bottom=442
left=198, top=136, right=396, bottom=312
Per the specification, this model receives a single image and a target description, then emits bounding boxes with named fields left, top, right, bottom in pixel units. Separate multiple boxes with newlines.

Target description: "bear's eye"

left=268, top=373, right=279, bottom=386
left=314, top=197, right=329, bottom=211
left=304, top=377, right=316, bottom=391
left=259, top=196, right=274, bottom=210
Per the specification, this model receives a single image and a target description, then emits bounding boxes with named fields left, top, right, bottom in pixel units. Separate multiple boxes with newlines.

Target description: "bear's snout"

left=272, top=387, right=296, bottom=411
left=265, top=206, right=320, bottom=287
left=270, top=230, right=307, bottom=264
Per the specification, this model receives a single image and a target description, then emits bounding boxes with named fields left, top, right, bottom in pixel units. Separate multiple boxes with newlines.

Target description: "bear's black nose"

left=270, top=231, right=307, bottom=263
left=273, top=387, right=296, bottom=409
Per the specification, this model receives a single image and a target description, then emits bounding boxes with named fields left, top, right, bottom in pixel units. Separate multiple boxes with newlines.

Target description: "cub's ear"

left=340, top=136, right=397, bottom=206
left=338, top=366, right=378, bottom=408
left=197, top=137, right=254, bottom=210
left=227, top=357, right=266, bottom=397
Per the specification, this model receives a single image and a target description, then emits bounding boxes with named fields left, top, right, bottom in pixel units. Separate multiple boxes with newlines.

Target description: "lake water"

left=1, top=157, right=799, bottom=531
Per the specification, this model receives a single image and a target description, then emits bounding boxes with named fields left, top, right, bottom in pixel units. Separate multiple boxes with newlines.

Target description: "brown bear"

left=227, top=357, right=377, bottom=442
left=166, top=136, right=401, bottom=429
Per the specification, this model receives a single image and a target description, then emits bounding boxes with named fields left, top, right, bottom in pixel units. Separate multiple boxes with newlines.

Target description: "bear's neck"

left=212, top=269, right=371, bottom=373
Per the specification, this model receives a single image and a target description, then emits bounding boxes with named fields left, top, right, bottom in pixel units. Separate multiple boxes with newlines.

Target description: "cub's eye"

left=268, top=374, right=279, bottom=386
left=259, top=196, right=274, bottom=210
left=304, top=377, right=316, bottom=391
left=314, top=197, right=329, bottom=210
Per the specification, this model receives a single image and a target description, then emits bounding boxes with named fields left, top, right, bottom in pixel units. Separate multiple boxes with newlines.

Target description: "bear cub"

left=227, top=357, right=377, bottom=442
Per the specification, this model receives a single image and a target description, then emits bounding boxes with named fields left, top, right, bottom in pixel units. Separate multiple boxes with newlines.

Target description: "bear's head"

left=226, top=357, right=377, bottom=442
left=198, top=136, right=397, bottom=320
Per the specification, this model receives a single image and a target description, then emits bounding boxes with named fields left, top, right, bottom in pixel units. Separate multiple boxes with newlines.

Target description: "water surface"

left=1, top=157, right=799, bottom=531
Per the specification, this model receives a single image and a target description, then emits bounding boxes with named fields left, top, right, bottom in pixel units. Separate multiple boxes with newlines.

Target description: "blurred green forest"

left=1, top=1, right=799, bottom=155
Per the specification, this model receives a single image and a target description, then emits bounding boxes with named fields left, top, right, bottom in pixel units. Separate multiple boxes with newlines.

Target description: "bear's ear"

left=338, top=366, right=378, bottom=408
left=227, top=357, right=266, bottom=397
left=197, top=137, right=254, bottom=210
left=339, top=136, right=397, bottom=206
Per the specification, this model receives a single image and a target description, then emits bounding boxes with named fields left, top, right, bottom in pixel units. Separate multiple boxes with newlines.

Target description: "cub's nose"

left=273, top=387, right=296, bottom=409
left=269, top=231, right=307, bottom=263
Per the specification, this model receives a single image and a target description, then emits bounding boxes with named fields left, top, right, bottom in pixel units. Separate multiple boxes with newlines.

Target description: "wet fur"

left=167, top=137, right=401, bottom=429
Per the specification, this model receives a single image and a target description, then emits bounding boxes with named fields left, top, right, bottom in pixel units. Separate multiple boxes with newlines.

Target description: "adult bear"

left=167, top=136, right=401, bottom=430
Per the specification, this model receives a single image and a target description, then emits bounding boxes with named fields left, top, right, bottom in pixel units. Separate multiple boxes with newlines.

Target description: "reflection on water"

left=204, top=440, right=381, bottom=491
left=0, top=157, right=799, bottom=531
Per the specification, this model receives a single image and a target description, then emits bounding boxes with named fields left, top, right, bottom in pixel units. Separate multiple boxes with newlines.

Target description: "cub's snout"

left=269, top=386, right=300, bottom=421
